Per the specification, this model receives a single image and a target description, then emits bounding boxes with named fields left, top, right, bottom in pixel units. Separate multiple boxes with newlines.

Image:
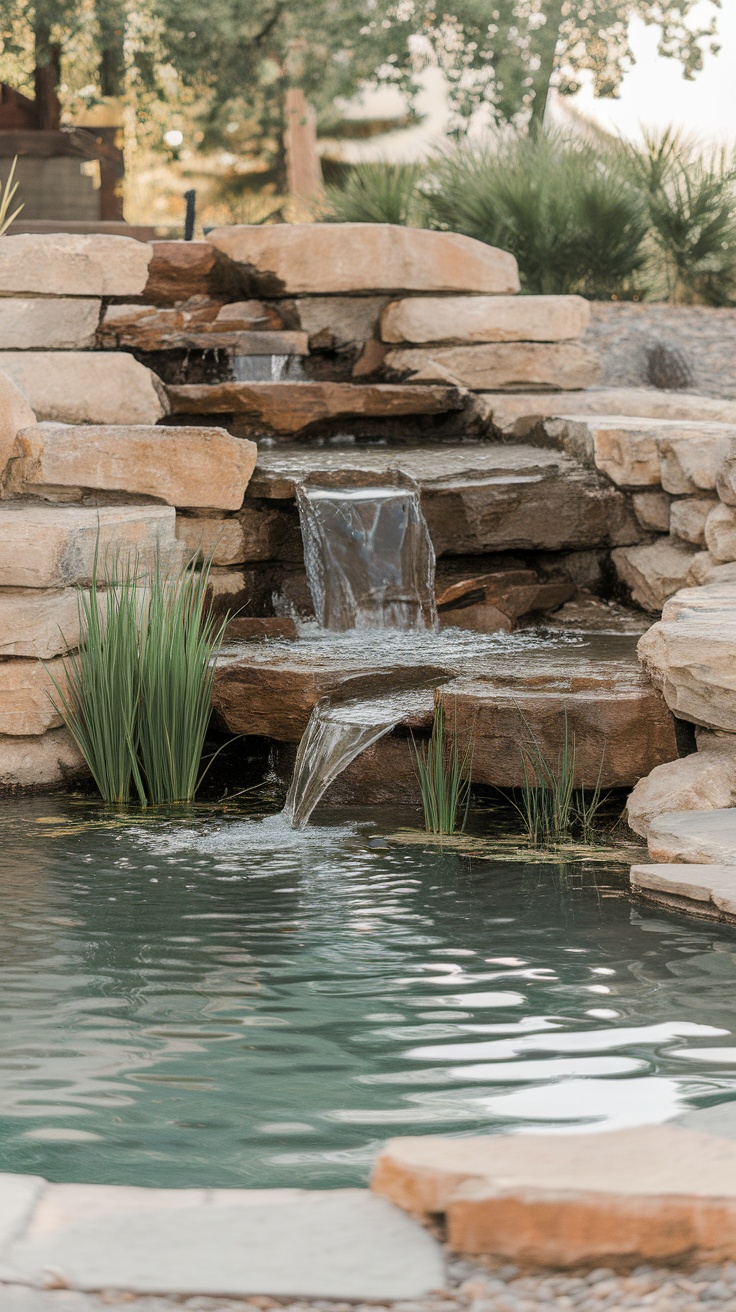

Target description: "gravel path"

left=5, top=1255, right=736, bottom=1312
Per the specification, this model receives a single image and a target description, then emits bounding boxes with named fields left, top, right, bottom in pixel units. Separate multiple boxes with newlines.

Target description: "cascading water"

left=282, top=476, right=441, bottom=828
left=296, top=481, right=437, bottom=632
left=231, top=354, right=304, bottom=382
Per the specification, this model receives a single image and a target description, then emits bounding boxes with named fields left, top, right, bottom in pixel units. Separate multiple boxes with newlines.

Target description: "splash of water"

left=230, top=354, right=305, bottom=382
left=297, top=484, right=437, bottom=632
left=283, top=690, right=430, bottom=829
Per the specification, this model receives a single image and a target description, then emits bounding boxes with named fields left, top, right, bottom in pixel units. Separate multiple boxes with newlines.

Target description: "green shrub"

left=48, top=552, right=227, bottom=806
left=323, top=160, right=427, bottom=226
left=427, top=133, right=649, bottom=298
left=411, top=698, right=473, bottom=836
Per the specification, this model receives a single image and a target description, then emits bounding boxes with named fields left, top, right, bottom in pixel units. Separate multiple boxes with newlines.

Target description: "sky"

left=332, top=0, right=736, bottom=161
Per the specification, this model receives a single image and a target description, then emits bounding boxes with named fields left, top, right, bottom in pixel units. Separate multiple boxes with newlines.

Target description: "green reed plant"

left=48, top=550, right=228, bottom=806
left=513, top=709, right=606, bottom=847
left=324, top=160, right=427, bottom=226
left=0, top=157, right=23, bottom=237
left=411, top=698, right=474, bottom=836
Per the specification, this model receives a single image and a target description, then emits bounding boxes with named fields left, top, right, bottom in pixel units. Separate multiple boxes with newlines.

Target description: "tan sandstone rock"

left=142, top=240, right=242, bottom=305
left=633, top=491, right=671, bottom=532
left=0, top=353, right=168, bottom=425
left=705, top=503, right=736, bottom=562
left=0, top=727, right=85, bottom=790
left=626, top=740, right=736, bottom=838
left=669, top=496, right=717, bottom=546
left=0, top=658, right=68, bottom=735
left=0, top=368, right=35, bottom=475
left=5, top=422, right=256, bottom=511
left=638, top=583, right=736, bottom=731
left=632, top=863, right=736, bottom=920
left=0, top=589, right=87, bottom=658
left=542, top=416, right=661, bottom=486
left=658, top=429, right=735, bottom=495
left=380, top=294, right=591, bottom=344
left=294, top=297, right=388, bottom=347
left=0, top=298, right=101, bottom=350
left=477, top=389, right=736, bottom=437
left=0, top=234, right=151, bottom=297
left=207, top=223, right=521, bottom=296
left=385, top=341, right=600, bottom=391
left=612, top=540, right=698, bottom=612
left=687, top=552, right=736, bottom=586
left=0, top=504, right=182, bottom=588
left=176, top=506, right=298, bottom=565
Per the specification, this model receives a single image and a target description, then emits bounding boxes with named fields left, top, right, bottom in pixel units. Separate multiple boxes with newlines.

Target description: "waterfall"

left=296, top=482, right=437, bottom=632
left=283, top=691, right=431, bottom=829
left=230, top=354, right=305, bottom=382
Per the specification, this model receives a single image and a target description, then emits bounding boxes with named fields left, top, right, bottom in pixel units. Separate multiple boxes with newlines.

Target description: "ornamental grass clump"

left=324, top=160, right=427, bottom=226
left=412, top=697, right=474, bottom=836
left=48, top=551, right=227, bottom=806
left=514, top=710, right=606, bottom=847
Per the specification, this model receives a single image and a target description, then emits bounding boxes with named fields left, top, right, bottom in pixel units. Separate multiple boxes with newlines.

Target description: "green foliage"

left=48, top=552, right=227, bottom=807
left=427, top=134, right=648, bottom=298
left=512, top=710, right=606, bottom=848
left=0, top=158, right=23, bottom=237
left=411, top=699, right=473, bottom=837
left=621, top=128, right=736, bottom=306
left=324, top=161, right=426, bottom=226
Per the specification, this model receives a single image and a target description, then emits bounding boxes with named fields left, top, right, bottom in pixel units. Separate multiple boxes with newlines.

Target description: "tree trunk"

left=528, top=0, right=565, bottom=132
left=33, top=17, right=61, bottom=130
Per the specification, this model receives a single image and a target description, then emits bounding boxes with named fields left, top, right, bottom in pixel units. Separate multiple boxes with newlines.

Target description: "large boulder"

left=0, top=368, right=35, bottom=474
left=385, top=342, right=600, bottom=391
left=612, top=540, right=698, bottom=613
left=0, top=353, right=168, bottom=425
left=0, top=298, right=101, bottom=350
left=0, top=234, right=151, bottom=296
left=5, top=422, right=257, bottom=511
left=207, top=224, right=521, bottom=296
left=0, top=504, right=183, bottom=588
left=0, top=728, right=85, bottom=790
left=381, top=294, right=590, bottom=344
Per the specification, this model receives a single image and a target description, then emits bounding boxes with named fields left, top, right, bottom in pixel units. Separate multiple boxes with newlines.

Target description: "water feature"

left=1, top=795, right=736, bottom=1190
left=231, top=354, right=305, bottom=382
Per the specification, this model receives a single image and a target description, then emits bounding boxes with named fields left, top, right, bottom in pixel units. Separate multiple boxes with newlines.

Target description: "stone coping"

left=646, top=808, right=736, bottom=864
left=0, top=1178, right=443, bottom=1300
left=631, top=862, right=736, bottom=921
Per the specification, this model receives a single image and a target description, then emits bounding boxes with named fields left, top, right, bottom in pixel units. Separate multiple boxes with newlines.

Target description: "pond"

left=0, top=795, right=735, bottom=1190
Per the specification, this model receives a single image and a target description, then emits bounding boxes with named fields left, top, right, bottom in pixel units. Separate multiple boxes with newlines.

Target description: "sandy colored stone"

left=638, top=584, right=736, bottom=731
left=385, top=341, right=599, bottom=391
left=208, top=223, right=521, bottom=296
left=658, top=428, right=735, bottom=494
left=633, top=490, right=671, bottom=532
left=168, top=381, right=461, bottom=434
left=687, top=551, right=736, bottom=586
left=214, top=299, right=286, bottom=330
left=0, top=658, right=69, bottom=735
left=437, top=571, right=574, bottom=631
left=647, top=807, right=736, bottom=863
left=176, top=506, right=298, bottom=565
left=0, top=353, right=168, bottom=425
left=380, top=294, right=591, bottom=345
left=705, top=503, right=736, bottom=562
left=477, top=388, right=736, bottom=437
left=0, top=727, right=85, bottom=789
left=626, top=745, right=736, bottom=838
left=0, top=234, right=151, bottom=297
left=612, top=539, right=698, bottom=612
left=0, top=503, right=181, bottom=588
left=0, top=588, right=88, bottom=658
left=5, top=422, right=256, bottom=511
left=0, top=368, right=35, bottom=476
left=294, top=296, right=388, bottom=347
left=541, top=415, right=661, bottom=486
left=100, top=302, right=306, bottom=353
left=224, top=616, right=298, bottom=642
left=632, top=863, right=736, bottom=920
left=669, top=495, right=716, bottom=545
left=0, top=298, right=100, bottom=350
left=716, top=441, right=736, bottom=507
left=372, top=1126, right=736, bottom=1266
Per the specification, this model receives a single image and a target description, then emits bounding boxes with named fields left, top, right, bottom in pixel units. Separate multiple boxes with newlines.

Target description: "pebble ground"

left=5, top=1254, right=736, bottom=1311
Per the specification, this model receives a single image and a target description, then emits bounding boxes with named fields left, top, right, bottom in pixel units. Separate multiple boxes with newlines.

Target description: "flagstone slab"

left=477, top=389, right=736, bottom=437
left=385, top=341, right=599, bottom=391
left=0, top=658, right=66, bottom=735
left=0, top=589, right=85, bottom=659
left=0, top=235, right=151, bottom=297
left=2, top=1184, right=444, bottom=1300
left=0, top=368, right=35, bottom=476
left=0, top=299, right=101, bottom=351
left=381, top=294, right=590, bottom=344
left=631, top=862, right=736, bottom=919
left=647, top=808, right=736, bottom=863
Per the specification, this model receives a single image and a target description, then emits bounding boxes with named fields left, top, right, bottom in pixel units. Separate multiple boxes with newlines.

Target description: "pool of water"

left=1, top=796, right=736, bottom=1189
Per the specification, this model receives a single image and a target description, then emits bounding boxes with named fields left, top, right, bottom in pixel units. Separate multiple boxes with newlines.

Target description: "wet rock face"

left=141, top=241, right=243, bottom=305
left=207, top=223, right=521, bottom=296
left=99, top=300, right=299, bottom=352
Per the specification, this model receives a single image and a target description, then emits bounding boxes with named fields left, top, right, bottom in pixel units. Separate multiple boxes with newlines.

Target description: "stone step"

left=248, top=443, right=641, bottom=554
left=380, top=293, right=591, bottom=344
left=0, top=504, right=182, bottom=588
left=166, top=380, right=462, bottom=436
left=385, top=341, right=600, bottom=391
left=477, top=388, right=736, bottom=436
left=207, top=223, right=520, bottom=296
left=647, top=808, right=736, bottom=863
left=638, top=581, right=736, bottom=731
left=213, top=633, right=677, bottom=789
left=631, top=862, right=736, bottom=920
left=0, top=352, right=167, bottom=425
left=5, top=422, right=257, bottom=511
left=538, top=415, right=736, bottom=490
left=371, top=1124, right=736, bottom=1266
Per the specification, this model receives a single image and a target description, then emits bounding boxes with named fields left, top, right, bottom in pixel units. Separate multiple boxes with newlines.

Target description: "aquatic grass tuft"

left=411, top=696, right=474, bottom=837
left=48, top=549, right=228, bottom=806
left=513, top=708, right=607, bottom=847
